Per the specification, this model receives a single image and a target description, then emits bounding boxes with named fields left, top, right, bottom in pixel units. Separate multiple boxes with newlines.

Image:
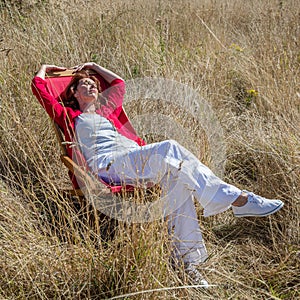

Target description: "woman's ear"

left=72, top=87, right=79, bottom=99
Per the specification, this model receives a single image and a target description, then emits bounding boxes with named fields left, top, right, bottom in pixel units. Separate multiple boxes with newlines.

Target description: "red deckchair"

left=39, top=69, right=145, bottom=197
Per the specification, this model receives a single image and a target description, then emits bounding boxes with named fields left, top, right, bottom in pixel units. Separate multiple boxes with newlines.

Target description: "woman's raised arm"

left=71, top=62, right=124, bottom=84
left=32, top=64, right=80, bottom=128
left=35, top=64, right=67, bottom=79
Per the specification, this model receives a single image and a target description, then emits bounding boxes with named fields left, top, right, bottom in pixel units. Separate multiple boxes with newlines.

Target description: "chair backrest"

left=45, top=69, right=107, bottom=98
left=44, top=69, right=139, bottom=138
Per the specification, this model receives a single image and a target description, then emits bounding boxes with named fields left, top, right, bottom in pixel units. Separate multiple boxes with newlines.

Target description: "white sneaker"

left=184, top=263, right=209, bottom=288
left=232, top=191, right=284, bottom=217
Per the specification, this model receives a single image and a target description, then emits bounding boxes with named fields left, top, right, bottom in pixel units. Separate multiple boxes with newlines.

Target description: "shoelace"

left=244, top=191, right=263, bottom=204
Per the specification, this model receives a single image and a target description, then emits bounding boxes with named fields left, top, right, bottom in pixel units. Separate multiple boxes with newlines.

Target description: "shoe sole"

left=234, top=202, right=284, bottom=217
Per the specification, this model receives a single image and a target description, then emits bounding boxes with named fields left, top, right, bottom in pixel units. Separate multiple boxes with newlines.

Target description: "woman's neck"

left=80, top=103, right=96, bottom=113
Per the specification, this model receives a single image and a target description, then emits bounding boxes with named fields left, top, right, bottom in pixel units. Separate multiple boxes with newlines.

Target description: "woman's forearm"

left=35, top=64, right=47, bottom=79
left=35, top=64, right=67, bottom=79
left=91, top=63, right=124, bottom=83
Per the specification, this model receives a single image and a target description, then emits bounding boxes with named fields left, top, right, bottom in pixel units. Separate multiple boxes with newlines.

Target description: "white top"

left=75, top=113, right=139, bottom=172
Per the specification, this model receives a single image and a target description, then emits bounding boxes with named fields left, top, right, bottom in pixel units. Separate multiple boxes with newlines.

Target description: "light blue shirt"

left=75, top=113, right=139, bottom=172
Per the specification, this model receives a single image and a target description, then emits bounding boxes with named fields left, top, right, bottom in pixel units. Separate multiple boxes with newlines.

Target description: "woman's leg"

left=167, top=194, right=208, bottom=265
left=110, top=139, right=282, bottom=218
left=99, top=139, right=242, bottom=217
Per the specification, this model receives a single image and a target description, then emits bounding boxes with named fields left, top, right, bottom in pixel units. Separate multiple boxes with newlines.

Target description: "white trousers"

left=98, top=140, right=241, bottom=265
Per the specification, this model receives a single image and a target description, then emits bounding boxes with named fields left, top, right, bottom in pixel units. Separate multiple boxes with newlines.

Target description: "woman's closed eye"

left=81, top=80, right=97, bottom=89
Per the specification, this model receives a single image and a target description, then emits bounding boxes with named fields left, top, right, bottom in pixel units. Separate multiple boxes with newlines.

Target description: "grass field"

left=0, top=0, right=299, bottom=299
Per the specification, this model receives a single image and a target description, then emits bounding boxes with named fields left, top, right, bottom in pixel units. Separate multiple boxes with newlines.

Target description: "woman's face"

left=74, top=78, right=99, bottom=109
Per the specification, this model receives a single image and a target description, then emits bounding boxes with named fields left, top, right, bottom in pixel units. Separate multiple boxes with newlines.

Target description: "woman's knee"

left=163, top=139, right=181, bottom=149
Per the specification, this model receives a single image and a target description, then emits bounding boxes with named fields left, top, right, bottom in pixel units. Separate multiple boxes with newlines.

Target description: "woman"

left=32, top=62, right=284, bottom=286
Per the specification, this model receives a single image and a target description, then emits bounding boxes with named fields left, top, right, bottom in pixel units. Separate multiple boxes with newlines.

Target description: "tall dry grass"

left=0, top=0, right=299, bottom=299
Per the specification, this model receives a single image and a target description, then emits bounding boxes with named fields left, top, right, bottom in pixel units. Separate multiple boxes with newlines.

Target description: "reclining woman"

left=32, top=62, right=284, bottom=286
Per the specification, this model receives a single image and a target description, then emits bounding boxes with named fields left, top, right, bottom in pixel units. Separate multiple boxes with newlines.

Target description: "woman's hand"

left=71, top=62, right=96, bottom=73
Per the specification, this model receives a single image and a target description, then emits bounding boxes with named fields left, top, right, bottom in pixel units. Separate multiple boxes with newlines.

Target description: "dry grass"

left=0, top=0, right=299, bottom=299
